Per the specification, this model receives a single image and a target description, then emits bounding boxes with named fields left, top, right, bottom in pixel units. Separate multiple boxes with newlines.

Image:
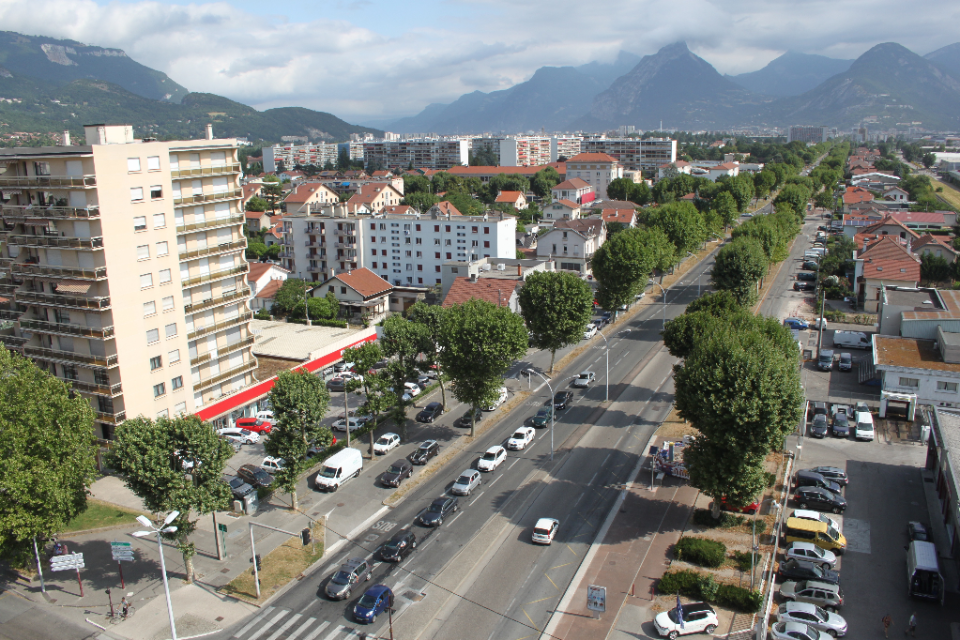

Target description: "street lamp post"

left=524, top=371, right=578, bottom=462
left=685, top=252, right=702, bottom=297
left=596, top=330, right=609, bottom=402
left=751, top=500, right=782, bottom=589
left=648, top=280, right=667, bottom=329
left=132, top=511, right=180, bottom=640
left=298, top=274, right=315, bottom=327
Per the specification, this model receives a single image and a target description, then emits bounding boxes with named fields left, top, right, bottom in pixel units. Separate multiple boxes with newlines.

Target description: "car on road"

left=796, top=272, right=817, bottom=281
left=483, top=386, right=508, bottom=411
left=554, top=391, right=573, bottom=410
left=793, top=487, right=846, bottom=514
left=532, top=518, right=560, bottom=545
left=416, top=402, right=444, bottom=423
left=215, top=427, right=260, bottom=444
left=907, top=521, right=932, bottom=543
left=572, top=371, right=596, bottom=388
left=784, top=542, right=838, bottom=569
left=454, top=408, right=483, bottom=429
left=831, top=412, right=850, bottom=438
left=531, top=405, right=554, bottom=427
left=778, top=559, right=840, bottom=585
left=381, top=459, right=413, bottom=487
left=794, top=281, right=815, bottom=292
left=332, top=416, right=370, bottom=432
left=778, top=580, right=844, bottom=610
left=450, top=469, right=482, bottom=496
left=803, top=260, right=821, bottom=270
left=373, top=432, right=401, bottom=455
left=809, top=414, right=828, bottom=438
left=478, top=445, right=507, bottom=471
left=817, top=349, right=834, bottom=371
left=261, top=456, right=285, bottom=474
left=418, top=495, right=459, bottom=526
left=838, top=352, right=852, bottom=371
left=237, top=464, right=274, bottom=488
left=784, top=318, right=809, bottom=330
left=379, top=530, right=417, bottom=562
left=507, top=426, right=536, bottom=450
left=653, top=602, right=719, bottom=638
left=235, top=417, right=273, bottom=434
left=583, top=324, right=598, bottom=340
left=411, top=440, right=441, bottom=465
left=776, top=602, right=847, bottom=637
left=353, top=584, right=393, bottom=624
left=769, top=621, right=825, bottom=640
left=806, top=466, right=849, bottom=487
left=325, top=557, right=371, bottom=600
left=226, top=476, right=255, bottom=500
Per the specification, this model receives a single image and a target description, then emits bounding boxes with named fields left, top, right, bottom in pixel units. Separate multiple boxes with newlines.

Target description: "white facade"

left=499, top=137, right=552, bottom=167
left=279, top=204, right=363, bottom=282
left=362, top=139, right=469, bottom=170
left=581, top=137, right=677, bottom=172
left=565, top=154, right=623, bottom=200
left=550, top=136, right=583, bottom=161
left=264, top=143, right=339, bottom=172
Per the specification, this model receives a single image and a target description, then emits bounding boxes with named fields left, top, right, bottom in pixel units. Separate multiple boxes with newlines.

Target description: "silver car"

left=770, top=621, right=822, bottom=640
left=776, top=602, right=847, bottom=637
left=450, top=469, right=482, bottom=496
left=784, top=542, right=837, bottom=569
left=571, top=371, right=595, bottom=388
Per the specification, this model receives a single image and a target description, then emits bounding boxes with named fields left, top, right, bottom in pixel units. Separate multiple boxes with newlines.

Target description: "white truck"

left=314, top=448, right=363, bottom=492
left=833, top=330, right=871, bottom=350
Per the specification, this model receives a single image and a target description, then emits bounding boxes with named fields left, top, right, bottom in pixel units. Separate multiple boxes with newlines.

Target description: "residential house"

left=427, top=201, right=462, bottom=217
left=912, top=234, right=960, bottom=263
left=495, top=191, right=528, bottom=210
left=442, top=275, right=522, bottom=313
left=536, top=218, right=606, bottom=274
left=883, top=186, right=910, bottom=202
left=247, top=262, right=290, bottom=312
left=542, top=199, right=581, bottom=222
left=853, top=236, right=922, bottom=311
left=890, top=210, right=957, bottom=230
left=242, top=183, right=263, bottom=210
left=283, top=182, right=339, bottom=214
left=346, top=183, right=403, bottom=213
left=551, top=178, right=595, bottom=204
left=264, top=225, right=284, bottom=247
left=279, top=169, right=306, bottom=183
left=706, top=162, right=740, bottom=182
left=440, top=256, right=555, bottom=298
left=564, top=153, right=623, bottom=200
left=315, top=267, right=392, bottom=324
left=853, top=215, right=921, bottom=246
left=601, top=208, right=637, bottom=228
left=842, top=185, right=875, bottom=212
left=657, top=160, right=693, bottom=180
left=245, top=210, right=272, bottom=233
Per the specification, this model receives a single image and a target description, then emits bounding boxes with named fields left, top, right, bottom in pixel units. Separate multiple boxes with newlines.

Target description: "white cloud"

left=0, top=0, right=956, bottom=122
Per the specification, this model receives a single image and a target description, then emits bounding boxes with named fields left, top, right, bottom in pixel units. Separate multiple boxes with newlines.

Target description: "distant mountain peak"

left=925, top=42, right=960, bottom=78
left=729, top=50, right=853, bottom=97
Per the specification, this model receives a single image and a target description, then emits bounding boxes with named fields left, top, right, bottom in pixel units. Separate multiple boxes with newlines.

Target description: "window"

left=159, top=269, right=172, bottom=284
left=899, top=377, right=920, bottom=388
left=153, top=382, right=166, bottom=398
left=370, top=223, right=376, bottom=230
left=165, top=322, right=177, bottom=338
left=130, top=187, right=144, bottom=202
left=472, top=226, right=478, bottom=233
left=162, top=296, right=174, bottom=311
left=171, top=376, right=183, bottom=390
left=137, top=245, right=150, bottom=260
left=435, top=252, right=441, bottom=259
left=140, top=273, right=153, bottom=288
left=156, top=241, right=169, bottom=256
left=153, top=213, right=166, bottom=228
left=134, top=216, right=147, bottom=232
left=417, top=264, right=423, bottom=271
left=150, top=355, right=162, bottom=370
left=174, top=401, right=187, bottom=416
left=446, top=252, right=451, bottom=259
left=483, top=227, right=489, bottom=234
left=147, top=156, right=160, bottom=171
left=340, top=286, right=347, bottom=294
left=146, top=329, right=160, bottom=344
left=483, top=241, right=490, bottom=248
left=168, top=349, right=181, bottom=363
left=938, top=381, right=959, bottom=392
left=156, top=409, right=169, bottom=419
left=143, top=301, right=157, bottom=317
left=435, top=265, right=441, bottom=272
left=416, top=224, right=421, bottom=231
left=127, top=158, right=141, bottom=172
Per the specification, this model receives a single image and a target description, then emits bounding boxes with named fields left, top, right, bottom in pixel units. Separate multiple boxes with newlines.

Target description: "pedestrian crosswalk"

left=232, top=607, right=372, bottom=640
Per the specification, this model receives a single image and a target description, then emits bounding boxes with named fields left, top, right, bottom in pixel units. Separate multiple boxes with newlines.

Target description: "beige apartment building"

left=0, top=124, right=257, bottom=439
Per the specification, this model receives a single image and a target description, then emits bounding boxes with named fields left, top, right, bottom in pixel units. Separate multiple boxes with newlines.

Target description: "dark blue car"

left=354, top=584, right=394, bottom=624
left=783, top=317, right=809, bottom=330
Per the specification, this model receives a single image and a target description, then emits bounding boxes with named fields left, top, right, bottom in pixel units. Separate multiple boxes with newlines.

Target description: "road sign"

left=112, top=551, right=135, bottom=561
left=49, top=553, right=84, bottom=572
left=587, top=585, right=606, bottom=613
left=110, top=542, right=132, bottom=550
left=218, top=523, right=228, bottom=533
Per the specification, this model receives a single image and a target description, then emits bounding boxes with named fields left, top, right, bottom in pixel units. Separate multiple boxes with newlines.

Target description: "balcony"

left=176, top=213, right=244, bottom=234
left=178, top=238, right=247, bottom=262
left=193, top=358, right=258, bottom=392
left=0, top=309, right=21, bottom=321
left=95, top=410, right=126, bottom=425
left=170, top=164, right=242, bottom=179
left=0, top=175, right=97, bottom=189
left=8, top=235, right=104, bottom=250
left=188, top=311, right=253, bottom=341
left=1, top=205, right=101, bottom=220
left=181, top=263, right=248, bottom=289
left=23, top=345, right=118, bottom=368
left=62, top=378, right=122, bottom=397
left=12, top=263, right=107, bottom=280
left=190, top=334, right=255, bottom=367
left=183, top=287, right=250, bottom=315
left=0, top=333, right=28, bottom=347
left=15, top=290, right=111, bottom=310
left=19, top=318, right=114, bottom=339
left=173, top=187, right=242, bottom=207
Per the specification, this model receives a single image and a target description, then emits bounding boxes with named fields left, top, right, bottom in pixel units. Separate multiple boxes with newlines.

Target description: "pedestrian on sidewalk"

left=905, top=612, right=916, bottom=637
left=881, top=613, right=892, bottom=638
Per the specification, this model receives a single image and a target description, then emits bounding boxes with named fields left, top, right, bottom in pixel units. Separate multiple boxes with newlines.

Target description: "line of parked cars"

left=807, top=402, right=874, bottom=441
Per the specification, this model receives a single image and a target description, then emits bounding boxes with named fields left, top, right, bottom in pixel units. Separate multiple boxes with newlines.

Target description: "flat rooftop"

left=874, top=336, right=960, bottom=373
left=884, top=288, right=942, bottom=310
left=250, top=319, right=363, bottom=362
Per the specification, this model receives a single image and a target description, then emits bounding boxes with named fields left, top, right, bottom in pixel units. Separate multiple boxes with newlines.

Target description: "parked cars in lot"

left=454, top=408, right=483, bottom=428
left=779, top=580, right=844, bottom=610
left=838, top=352, right=852, bottom=371
left=379, top=530, right=417, bottom=562
left=776, top=602, right=848, bottom=637
left=806, top=466, right=849, bottom=486
left=795, top=470, right=842, bottom=494
left=796, top=272, right=817, bottom=281
left=483, top=386, right=508, bottom=411
left=237, top=464, right=274, bottom=488
left=854, top=411, right=874, bottom=441
left=216, top=427, right=260, bottom=444
left=583, top=324, right=598, bottom=340
left=831, top=412, right=850, bottom=438
left=373, top=432, right=401, bottom=455
left=572, top=371, right=595, bottom=387
left=784, top=318, right=810, bottom=330
left=325, top=557, right=371, bottom=600
left=778, top=558, right=840, bottom=585
left=416, top=402, right=444, bottom=423
left=380, top=459, right=413, bottom=487
left=653, top=602, right=719, bottom=638
left=507, top=426, right=536, bottom=450
left=531, top=518, right=559, bottom=545
left=784, top=542, right=838, bottom=569
left=417, top=496, right=459, bottom=526
left=353, top=584, right=393, bottom=624
left=235, top=417, right=273, bottom=433
left=791, top=510, right=841, bottom=533
left=401, top=382, right=421, bottom=401
left=793, top=487, right=847, bottom=513
left=450, top=469, right=482, bottom=496
left=803, top=260, right=821, bottom=270
left=477, top=445, right=507, bottom=471
left=326, top=377, right=348, bottom=392
left=769, top=621, right=825, bottom=640
left=809, top=414, right=828, bottom=438
left=817, top=349, right=834, bottom=371
left=554, top=391, right=573, bottom=410
left=531, top=405, right=554, bottom=427
left=411, top=440, right=440, bottom=465
left=314, top=448, right=363, bottom=492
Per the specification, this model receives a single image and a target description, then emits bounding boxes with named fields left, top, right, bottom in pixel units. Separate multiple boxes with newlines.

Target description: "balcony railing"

left=19, top=318, right=115, bottom=339
left=8, top=235, right=104, bottom=250
left=12, top=263, right=107, bottom=280
left=23, top=345, right=118, bottom=368
left=176, top=213, right=244, bottom=234
left=194, top=359, right=258, bottom=392
left=0, top=175, right=97, bottom=189
left=170, top=164, right=241, bottom=179
left=0, top=309, right=21, bottom=321
left=16, top=290, right=111, bottom=310
left=0, top=333, right=28, bottom=346
left=190, top=334, right=256, bottom=367
left=95, top=410, right=126, bottom=425
left=173, top=188, right=242, bottom=207
left=181, top=263, right=248, bottom=288
left=1, top=205, right=101, bottom=220
left=178, top=238, right=247, bottom=262
left=188, top=311, right=253, bottom=341
left=62, top=378, right=122, bottom=397
left=183, top=287, right=250, bottom=315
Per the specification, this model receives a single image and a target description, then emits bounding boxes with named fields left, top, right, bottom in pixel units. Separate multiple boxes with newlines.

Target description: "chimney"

left=470, top=273, right=478, bottom=283
left=62, top=130, right=71, bottom=146
left=517, top=264, right=521, bottom=276
left=205, top=123, right=214, bottom=140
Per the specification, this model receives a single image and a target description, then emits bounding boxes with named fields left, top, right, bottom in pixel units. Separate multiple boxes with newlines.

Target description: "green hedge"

left=287, top=317, right=348, bottom=328
left=658, top=570, right=761, bottom=613
left=716, top=584, right=763, bottom=613
left=731, top=550, right=753, bottom=572
left=692, top=508, right=767, bottom=534
left=675, top=537, right=727, bottom=568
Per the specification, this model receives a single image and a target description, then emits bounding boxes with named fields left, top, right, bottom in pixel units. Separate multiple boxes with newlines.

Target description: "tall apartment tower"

left=0, top=124, right=257, bottom=439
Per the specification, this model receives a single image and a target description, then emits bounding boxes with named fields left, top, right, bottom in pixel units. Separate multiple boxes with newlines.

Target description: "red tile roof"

left=329, top=268, right=392, bottom=299
left=245, top=210, right=269, bottom=219
left=433, top=201, right=462, bottom=216
left=247, top=262, right=288, bottom=283
left=890, top=211, right=945, bottom=225
left=553, top=178, right=592, bottom=190
left=912, top=233, right=959, bottom=256
left=242, top=183, right=262, bottom=200
left=601, top=209, right=636, bottom=224
left=858, top=236, right=921, bottom=282
left=555, top=199, right=580, bottom=209
left=713, top=162, right=739, bottom=170
left=382, top=205, right=415, bottom=215
left=554, top=218, right=604, bottom=237
left=568, top=152, right=618, bottom=164
left=495, top=191, right=524, bottom=204
left=861, top=215, right=921, bottom=240
left=442, top=277, right=519, bottom=308
left=842, top=186, right=875, bottom=205
left=284, top=183, right=335, bottom=203
left=255, top=279, right=283, bottom=300
left=447, top=163, right=565, bottom=177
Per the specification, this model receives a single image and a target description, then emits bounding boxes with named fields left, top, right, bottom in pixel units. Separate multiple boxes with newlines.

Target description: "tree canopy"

left=593, top=226, right=674, bottom=311
left=518, top=271, right=594, bottom=373
left=710, top=237, right=769, bottom=306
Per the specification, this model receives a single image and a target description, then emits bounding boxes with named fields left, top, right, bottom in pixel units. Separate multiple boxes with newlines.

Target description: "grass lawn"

left=933, top=177, right=960, bottom=210
left=63, top=499, right=143, bottom=533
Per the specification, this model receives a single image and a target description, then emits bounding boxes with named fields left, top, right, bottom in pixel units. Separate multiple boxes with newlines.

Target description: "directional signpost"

left=111, top=542, right=135, bottom=588
left=49, top=552, right=85, bottom=597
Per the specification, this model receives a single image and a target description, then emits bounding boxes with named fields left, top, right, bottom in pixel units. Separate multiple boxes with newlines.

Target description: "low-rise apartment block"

left=581, top=137, right=676, bottom=173
left=564, top=153, right=623, bottom=200
left=363, top=139, right=469, bottom=170
left=263, top=142, right=340, bottom=172
left=278, top=203, right=363, bottom=281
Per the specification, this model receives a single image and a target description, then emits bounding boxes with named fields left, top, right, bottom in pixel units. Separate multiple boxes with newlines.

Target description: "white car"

left=813, top=318, right=828, bottom=330
left=506, top=427, right=536, bottom=451
left=256, top=410, right=274, bottom=421
left=450, top=469, right=482, bottom=496
left=532, top=518, right=559, bottom=545
left=261, top=456, right=285, bottom=474
left=854, top=412, right=874, bottom=441
left=653, top=602, right=719, bottom=638
left=401, top=382, right=421, bottom=402
left=776, top=602, right=847, bottom=637
left=769, top=621, right=823, bottom=640
left=583, top=324, right=598, bottom=340
left=332, top=417, right=369, bottom=432
left=477, top=445, right=507, bottom=472
left=572, top=371, right=595, bottom=388
left=482, top=386, right=508, bottom=411
left=373, top=432, right=401, bottom=455
left=215, top=427, right=260, bottom=444
left=341, top=371, right=364, bottom=383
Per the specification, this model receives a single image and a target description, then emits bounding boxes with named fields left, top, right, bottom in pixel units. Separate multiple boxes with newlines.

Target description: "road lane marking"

left=469, top=490, right=486, bottom=505
left=521, top=608, right=540, bottom=631
left=571, top=493, right=583, bottom=508
left=508, top=458, right=520, bottom=469
left=247, top=609, right=289, bottom=640
left=447, top=512, right=463, bottom=527
left=287, top=618, right=323, bottom=640
left=523, top=596, right=556, bottom=606
left=234, top=606, right=276, bottom=638
left=565, top=543, right=580, bottom=557
left=321, top=626, right=346, bottom=640
left=551, top=562, right=574, bottom=571
left=264, top=614, right=302, bottom=640
left=545, top=574, right=561, bottom=591
left=488, top=474, right=503, bottom=487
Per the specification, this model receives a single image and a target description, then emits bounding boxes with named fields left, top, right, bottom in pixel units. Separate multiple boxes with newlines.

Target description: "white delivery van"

left=809, top=247, right=827, bottom=258
left=833, top=330, right=871, bottom=350
left=803, top=251, right=821, bottom=262
left=314, top=448, right=363, bottom=492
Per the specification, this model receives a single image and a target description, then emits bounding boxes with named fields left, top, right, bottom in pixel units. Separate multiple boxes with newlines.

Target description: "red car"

left=720, top=497, right=759, bottom=514
left=235, top=417, right=273, bottom=434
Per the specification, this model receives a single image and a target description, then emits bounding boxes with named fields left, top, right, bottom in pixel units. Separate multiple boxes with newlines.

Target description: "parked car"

left=416, top=402, right=444, bottom=423
left=776, top=602, right=847, bottom=637
left=507, top=426, right=536, bottom=450
left=779, top=580, right=844, bottom=610
left=809, top=414, right=828, bottom=438
left=572, top=371, right=596, bottom=388
left=261, top=456, right=285, bottom=474
left=838, top=352, right=852, bottom=371
left=817, top=349, right=835, bottom=371
left=907, top=521, right=932, bottom=543
left=583, top=324, right=598, bottom=340
left=803, top=260, right=820, bottom=270
left=237, top=464, right=274, bottom=488
left=854, top=411, right=875, bottom=441
left=454, top=408, right=483, bottom=428
left=778, top=559, right=840, bottom=585
left=531, top=405, right=554, bottom=427
left=411, top=440, right=440, bottom=465
left=379, top=530, right=417, bottom=562
left=532, top=518, right=560, bottom=545
left=813, top=318, right=828, bottom=330
left=790, top=510, right=840, bottom=533
left=325, top=557, right=371, bottom=600
left=334, top=361, right=355, bottom=373
left=784, top=542, right=838, bottom=569
left=235, top=417, right=273, bottom=434
left=554, top=391, right=573, bottom=410
left=450, top=469, right=482, bottom=496
left=381, top=459, right=413, bottom=487
left=483, top=386, right=508, bottom=411
left=653, top=602, right=719, bottom=638
left=477, top=445, right=507, bottom=472
left=215, top=427, right=260, bottom=444
left=831, top=413, right=851, bottom=438
left=796, top=470, right=841, bottom=494
left=326, top=377, right=348, bottom=392
left=809, top=402, right=828, bottom=419
left=793, top=487, right=847, bottom=513
left=806, top=466, right=849, bottom=486
left=769, top=621, right=824, bottom=640
left=373, top=432, right=401, bottom=455
left=720, top=497, right=759, bottom=514
left=401, top=382, right=421, bottom=402
left=417, top=495, right=459, bottom=526
left=784, top=318, right=809, bottom=330
left=796, top=272, right=817, bottom=281
left=353, top=584, right=393, bottom=624
left=332, top=416, right=370, bottom=432
left=255, top=410, right=274, bottom=421
left=226, top=476, right=255, bottom=500
left=794, top=281, right=815, bottom=292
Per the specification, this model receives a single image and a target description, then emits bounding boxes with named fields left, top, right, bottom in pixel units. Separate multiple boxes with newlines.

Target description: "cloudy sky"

left=0, top=0, right=957, bottom=124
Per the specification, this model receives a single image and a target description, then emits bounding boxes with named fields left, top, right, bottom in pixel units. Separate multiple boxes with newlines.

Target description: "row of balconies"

left=8, top=235, right=104, bottom=250
left=181, top=263, right=248, bottom=289
left=187, top=310, right=253, bottom=341
left=19, top=318, right=114, bottom=339
left=183, top=286, right=250, bottom=315
left=0, top=175, right=97, bottom=189
left=193, top=358, right=257, bottom=392
left=178, top=238, right=246, bottom=262
left=15, top=290, right=111, bottom=310
left=176, top=213, right=244, bottom=235
left=1, top=205, right=101, bottom=221
left=190, top=334, right=256, bottom=367
left=22, top=345, right=118, bottom=368
left=95, top=409, right=126, bottom=425
left=12, top=263, right=108, bottom=281
left=173, top=188, right=242, bottom=208
left=170, top=164, right=241, bottom=179
left=67, top=378, right=122, bottom=397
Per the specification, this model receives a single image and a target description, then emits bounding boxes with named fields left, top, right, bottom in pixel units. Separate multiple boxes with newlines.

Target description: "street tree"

left=407, top=302, right=449, bottom=406
left=813, top=190, right=834, bottom=211
left=711, top=191, right=738, bottom=230
left=710, top=237, right=769, bottom=306
left=381, top=314, right=426, bottom=439
left=518, top=271, right=593, bottom=373
left=639, top=201, right=708, bottom=259
left=110, top=415, right=233, bottom=582
left=593, top=227, right=673, bottom=311
left=264, top=370, right=332, bottom=511
left=440, top=299, right=528, bottom=436
left=272, top=278, right=309, bottom=315
left=342, top=342, right=396, bottom=453
left=0, top=349, right=98, bottom=564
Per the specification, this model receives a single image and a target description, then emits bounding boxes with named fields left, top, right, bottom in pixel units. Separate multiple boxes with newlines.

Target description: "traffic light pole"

left=247, top=522, right=314, bottom=599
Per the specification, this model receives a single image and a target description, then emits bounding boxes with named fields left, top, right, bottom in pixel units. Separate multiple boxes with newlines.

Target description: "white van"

left=833, top=330, right=871, bottom=350
left=315, top=448, right=363, bottom=492
left=854, top=411, right=875, bottom=441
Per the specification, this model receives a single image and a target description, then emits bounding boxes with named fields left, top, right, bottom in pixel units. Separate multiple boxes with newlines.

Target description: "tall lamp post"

left=524, top=371, right=578, bottom=462
left=596, top=329, right=610, bottom=402
left=648, top=280, right=667, bottom=329
left=132, top=511, right=180, bottom=640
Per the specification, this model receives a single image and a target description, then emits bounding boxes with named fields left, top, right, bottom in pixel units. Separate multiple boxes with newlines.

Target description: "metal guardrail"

left=187, top=311, right=253, bottom=341
left=8, top=235, right=104, bottom=250
left=178, top=238, right=247, bottom=261
left=194, top=359, right=257, bottom=391
left=181, top=263, right=248, bottom=288
left=183, top=287, right=250, bottom=315
left=15, top=290, right=111, bottom=309
left=19, top=318, right=114, bottom=339
left=190, top=335, right=255, bottom=367
left=23, top=345, right=118, bottom=367
left=12, top=263, right=107, bottom=280
left=176, top=214, right=244, bottom=234
left=0, top=175, right=97, bottom=188
left=170, top=164, right=241, bottom=179
left=1, top=205, right=101, bottom=219
left=173, top=188, right=242, bottom=207
left=64, top=378, right=122, bottom=396
left=95, top=410, right=126, bottom=425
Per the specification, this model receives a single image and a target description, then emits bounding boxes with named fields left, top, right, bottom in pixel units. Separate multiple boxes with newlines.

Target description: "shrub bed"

left=658, top=570, right=762, bottom=613
left=675, top=537, right=727, bottom=568
left=692, top=508, right=767, bottom=534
